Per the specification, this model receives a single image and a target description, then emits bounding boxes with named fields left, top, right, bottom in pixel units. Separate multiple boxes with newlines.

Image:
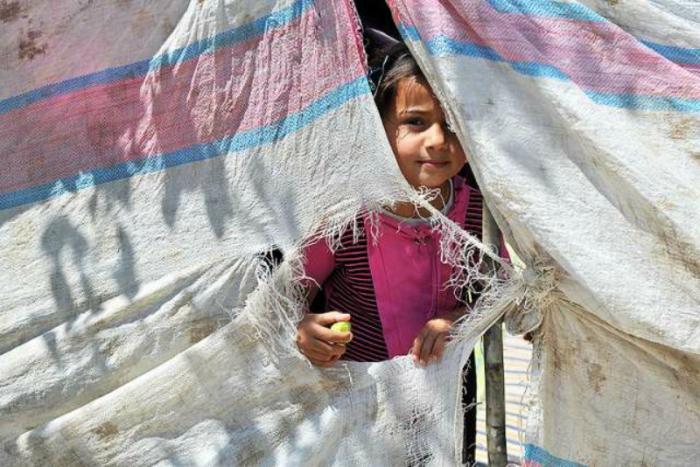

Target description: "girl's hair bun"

left=365, top=28, right=400, bottom=58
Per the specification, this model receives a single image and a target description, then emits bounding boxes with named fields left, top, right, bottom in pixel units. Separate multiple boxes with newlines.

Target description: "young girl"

left=296, top=39, right=483, bottom=364
left=295, top=39, right=481, bottom=460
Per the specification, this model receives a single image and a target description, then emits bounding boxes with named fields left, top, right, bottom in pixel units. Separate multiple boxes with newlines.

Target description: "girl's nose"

left=426, top=123, right=448, bottom=150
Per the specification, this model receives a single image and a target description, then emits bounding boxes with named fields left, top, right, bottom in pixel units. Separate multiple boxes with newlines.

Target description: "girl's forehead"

left=394, top=77, right=441, bottom=113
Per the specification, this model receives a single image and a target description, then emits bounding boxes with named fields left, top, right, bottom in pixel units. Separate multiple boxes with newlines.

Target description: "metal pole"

left=482, top=202, right=508, bottom=466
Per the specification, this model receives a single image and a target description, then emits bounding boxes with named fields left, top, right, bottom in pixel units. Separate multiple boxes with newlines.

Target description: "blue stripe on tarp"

left=426, top=36, right=569, bottom=79
left=397, top=22, right=421, bottom=42
left=486, top=0, right=604, bottom=22
left=426, top=37, right=503, bottom=63
left=524, top=444, right=587, bottom=467
left=406, top=34, right=700, bottom=113
left=0, top=0, right=314, bottom=115
left=0, top=75, right=370, bottom=211
left=643, top=40, right=700, bottom=65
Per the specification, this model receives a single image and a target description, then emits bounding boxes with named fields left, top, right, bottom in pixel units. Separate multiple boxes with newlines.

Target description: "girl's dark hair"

left=369, top=42, right=426, bottom=115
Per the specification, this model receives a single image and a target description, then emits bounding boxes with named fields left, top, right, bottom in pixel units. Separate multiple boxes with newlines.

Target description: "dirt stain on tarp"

left=188, top=320, right=217, bottom=344
left=161, top=19, right=175, bottom=36
left=131, top=7, right=156, bottom=36
left=678, top=354, right=700, bottom=381
left=587, top=363, right=607, bottom=393
left=0, top=1, right=20, bottom=22
left=92, top=422, right=118, bottom=440
left=18, top=29, right=47, bottom=60
left=101, top=338, right=119, bottom=357
left=669, top=117, right=695, bottom=140
left=550, top=341, right=574, bottom=373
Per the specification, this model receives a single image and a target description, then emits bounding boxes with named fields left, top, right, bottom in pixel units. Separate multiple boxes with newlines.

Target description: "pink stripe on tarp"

left=0, top=2, right=366, bottom=194
left=682, top=63, right=700, bottom=77
left=398, top=0, right=700, bottom=100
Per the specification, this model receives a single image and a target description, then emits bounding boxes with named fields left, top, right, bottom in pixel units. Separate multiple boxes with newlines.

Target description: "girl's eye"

left=404, top=118, right=425, bottom=126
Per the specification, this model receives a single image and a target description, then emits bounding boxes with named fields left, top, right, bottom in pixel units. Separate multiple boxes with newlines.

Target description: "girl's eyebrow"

left=400, top=107, right=431, bottom=115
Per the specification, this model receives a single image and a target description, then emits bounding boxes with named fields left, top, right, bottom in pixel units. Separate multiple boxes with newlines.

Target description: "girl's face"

left=382, top=77, right=467, bottom=191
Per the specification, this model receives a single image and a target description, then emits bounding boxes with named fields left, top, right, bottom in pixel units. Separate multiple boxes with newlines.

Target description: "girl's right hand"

left=296, top=311, right=353, bottom=367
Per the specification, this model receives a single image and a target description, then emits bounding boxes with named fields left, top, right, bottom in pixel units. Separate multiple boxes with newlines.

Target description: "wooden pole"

left=482, top=202, right=508, bottom=466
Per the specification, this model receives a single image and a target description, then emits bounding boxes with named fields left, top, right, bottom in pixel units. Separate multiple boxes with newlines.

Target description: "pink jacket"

left=304, top=176, right=480, bottom=358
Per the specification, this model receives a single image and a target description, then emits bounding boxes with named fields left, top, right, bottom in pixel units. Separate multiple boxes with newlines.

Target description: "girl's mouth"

left=418, top=160, right=449, bottom=168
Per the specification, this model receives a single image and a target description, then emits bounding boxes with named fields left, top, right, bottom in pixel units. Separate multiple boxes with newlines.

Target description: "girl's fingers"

left=304, top=348, right=331, bottom=362
left=310, top=321, right=353, bottom=344
left=419, top=331, right=437, bottom=365
left=314, top=311, right=351, bottom=326
left=307, top=337, right=346, bottom=358
left=431, top=335, right=446, bottom=362
left=304, top=345, right=341, bottom=362
left=412, top=329, right=427, bottom=363
left=412, top=329, right=448, bottom=366
left=297, top=312, right=349, bottom=367
left=307, top=351, right=343, bottom=368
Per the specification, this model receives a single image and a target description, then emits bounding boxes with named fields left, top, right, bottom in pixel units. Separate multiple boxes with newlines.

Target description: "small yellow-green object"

left=330, top=321, right=351, bottom=333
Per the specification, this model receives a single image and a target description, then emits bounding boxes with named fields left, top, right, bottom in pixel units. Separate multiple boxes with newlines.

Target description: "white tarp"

left=390, top=0, right=700, bottom=464
left=1, top=0, right=699, bottom=465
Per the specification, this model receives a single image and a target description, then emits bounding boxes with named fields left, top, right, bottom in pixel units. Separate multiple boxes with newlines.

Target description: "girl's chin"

left=411, top=177, right=449, bottom=189
left=409, top=180, right=450, bottom=190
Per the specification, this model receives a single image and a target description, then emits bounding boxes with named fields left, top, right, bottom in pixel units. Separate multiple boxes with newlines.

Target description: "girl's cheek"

left=451, top=143, right=467, bottom=161
left=395, top=127, right=412, bottom=141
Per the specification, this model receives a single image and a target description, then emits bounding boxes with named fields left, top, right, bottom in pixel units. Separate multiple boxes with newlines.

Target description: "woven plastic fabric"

left=2, top=0, right=699, bottom=465
left=388, top=0, right=700, bottom=464
left=1, top=1, right=459, bottom=464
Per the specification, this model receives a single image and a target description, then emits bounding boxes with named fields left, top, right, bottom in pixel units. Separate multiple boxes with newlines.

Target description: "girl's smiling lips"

left=417, top=160, right=450, bottom=167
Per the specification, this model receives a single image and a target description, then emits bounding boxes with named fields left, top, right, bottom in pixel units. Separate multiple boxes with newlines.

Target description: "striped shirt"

left=305, top=176, right=483, bottom=361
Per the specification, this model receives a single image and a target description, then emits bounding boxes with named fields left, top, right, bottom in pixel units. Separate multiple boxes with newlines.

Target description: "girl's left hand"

left=411, top=308, right=466, bottom=366
left=410, top=317, right=453, bottom=367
